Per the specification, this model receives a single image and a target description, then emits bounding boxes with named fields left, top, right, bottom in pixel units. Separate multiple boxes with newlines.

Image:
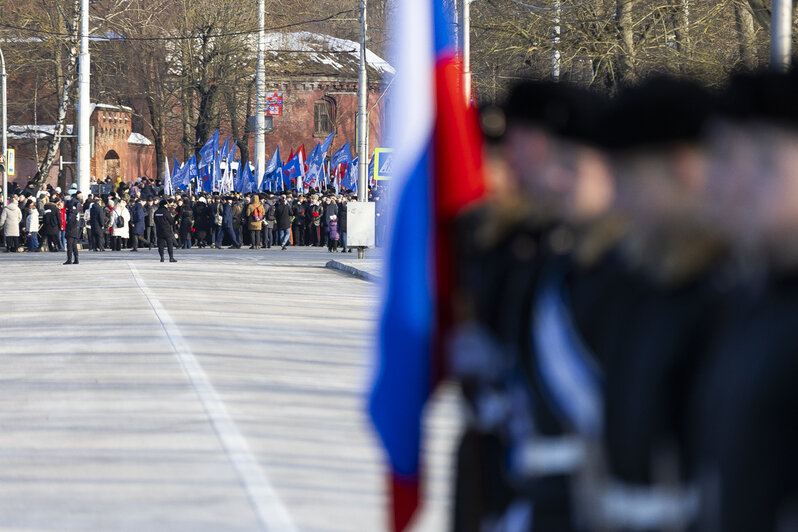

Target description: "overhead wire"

left=0, top=8, right=357, bottom=42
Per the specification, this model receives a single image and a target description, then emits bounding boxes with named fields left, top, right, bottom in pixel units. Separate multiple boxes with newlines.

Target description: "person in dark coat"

left=262, top=197, right=276, bottom=249
left=154, top=199, right=177, bottom=262
left=143, top=198, right=156, bottom=249
left=274, top=197, right=292, bottom=250
left=89, top=198, right=106, bottom=251
left=128, top=198, right=147, bottom=251
left=292, top=197, right=306, bottom=246
left=193, top=197, right=212, bottom=248
left=217, top=196, right=241, bottom=248
left=63, top=193, right=82, bottom=264
left=42, top=199, right=61, bottom=252
left=338, top=199, right=349, bottom=252
left=177, top=197, right=194, bottom=249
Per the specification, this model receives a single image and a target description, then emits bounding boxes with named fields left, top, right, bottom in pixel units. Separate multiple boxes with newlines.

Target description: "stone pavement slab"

left=0, top=247, right=458, bottom=532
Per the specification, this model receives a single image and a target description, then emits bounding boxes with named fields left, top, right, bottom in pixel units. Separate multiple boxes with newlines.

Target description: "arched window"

left=314, top=100, right=332, bottom=137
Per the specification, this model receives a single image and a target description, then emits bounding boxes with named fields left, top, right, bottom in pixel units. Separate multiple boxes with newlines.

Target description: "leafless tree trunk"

left=617, top=0, right=637, bottom=84
left=36, top=0, right=80, bottom=188
left=736, top=1, right=759, bottom=69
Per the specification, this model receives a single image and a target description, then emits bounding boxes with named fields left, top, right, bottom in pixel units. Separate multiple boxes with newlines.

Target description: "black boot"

left=169, top=257, right=178, bottom=263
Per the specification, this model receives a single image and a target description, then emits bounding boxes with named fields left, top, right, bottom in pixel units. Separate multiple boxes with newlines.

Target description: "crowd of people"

left=450, top=70, right=798, bottom=532
left=0, top=177, right=389, bottom=262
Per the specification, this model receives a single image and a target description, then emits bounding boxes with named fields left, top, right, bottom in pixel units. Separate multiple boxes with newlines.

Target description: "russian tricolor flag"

left=368, top=1, right=485, bottom=531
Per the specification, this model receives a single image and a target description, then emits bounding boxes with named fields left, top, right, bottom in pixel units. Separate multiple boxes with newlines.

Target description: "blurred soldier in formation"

left=451, top=70, right=798, bottom=532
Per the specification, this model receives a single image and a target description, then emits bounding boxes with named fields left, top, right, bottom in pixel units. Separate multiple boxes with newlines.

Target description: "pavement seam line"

left=127, top=262, right=297, bottom=532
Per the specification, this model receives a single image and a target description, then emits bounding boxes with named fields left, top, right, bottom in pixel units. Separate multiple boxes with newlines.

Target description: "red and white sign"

left=266, top=92, right=283, bottom=116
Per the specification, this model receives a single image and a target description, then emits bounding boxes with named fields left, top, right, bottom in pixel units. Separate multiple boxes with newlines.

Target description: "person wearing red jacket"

left=58, top=201, right=67, bottom=251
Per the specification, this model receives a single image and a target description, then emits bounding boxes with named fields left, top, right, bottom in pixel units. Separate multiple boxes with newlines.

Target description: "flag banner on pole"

left=368, top=1, right=486, bottom=530
left=220, top=136, right=230, bottom=161
left=343, top=156, right=358, bottom=192
left=241, top=161, right=256, bottom=194
left=320, top=132, right=335, bottom=157
left=171, top=157, right=180, bottom=182
left=234, top=159, right=245, bottom=192
left=331, top=142, right=352, bottom=171
left=297, top=145, right=307, bottom=192
left=212, top=150, right=222, bottom=192
left=164, top=156, right=174, bottom=196
left=283, top=151, right=303, bottom=191
left=263, top=147, right=282, bottom=192
left=185, top=155, right=198, bottom=191
left=305, top=143, right=323, bottom=191
left=199, top=129, right=220, bottom=168
left=229, top=140, right=238, bottom=166
left=368, top=154, right=376, bottom=187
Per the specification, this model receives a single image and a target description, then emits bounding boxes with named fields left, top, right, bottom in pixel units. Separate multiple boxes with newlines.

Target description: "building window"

left=314, top=100, right=332, bottom=137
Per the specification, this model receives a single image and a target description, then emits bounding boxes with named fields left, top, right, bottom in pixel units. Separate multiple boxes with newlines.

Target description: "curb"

left=325, top=260, right=379, bottom=283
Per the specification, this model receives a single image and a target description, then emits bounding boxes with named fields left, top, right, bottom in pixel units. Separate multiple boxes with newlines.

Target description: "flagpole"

left=254, top=0, right=266, bottom=185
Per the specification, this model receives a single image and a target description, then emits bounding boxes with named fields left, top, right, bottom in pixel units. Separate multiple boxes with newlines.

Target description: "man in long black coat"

left=154, top=199, right=178, bottom=262
left=42, top=199, right=60, bottom=252
left=274, top=197, right=292, bottom=250
left=63, top=192, right=82, bottom=264
left=89, top=199, right=106, bottom=251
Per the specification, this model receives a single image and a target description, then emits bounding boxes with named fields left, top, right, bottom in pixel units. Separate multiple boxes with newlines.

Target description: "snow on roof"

left=95, top=103, right=135, bottom=113
left=8, top=125, right=74, bottom=140
left=128, top=132, right=152, bottom=146
left=262, top=32, right=394, bottom=78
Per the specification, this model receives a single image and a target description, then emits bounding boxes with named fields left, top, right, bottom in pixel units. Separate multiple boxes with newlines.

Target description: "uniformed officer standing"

left=63, top=191, right=82, bottom=265
left=154, top=199, right=178, bottom=263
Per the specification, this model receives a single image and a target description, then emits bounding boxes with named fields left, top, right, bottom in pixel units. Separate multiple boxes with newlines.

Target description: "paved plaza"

left=0, top=248, right=461, bottom=532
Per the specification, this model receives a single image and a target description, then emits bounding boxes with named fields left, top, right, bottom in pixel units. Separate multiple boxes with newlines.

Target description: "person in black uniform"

left=154, top=199, right=178, bottom=263
left=689, top=70, right=798, bottom=532
left=591, top=78, right=733, bottom=531
left=63, top=191, right=82, bottom=265
left=89, top=198, right=106, bottom=251
left=450, top=81, right=617, bottom=532
left=177, top=196, right=194, bottom=249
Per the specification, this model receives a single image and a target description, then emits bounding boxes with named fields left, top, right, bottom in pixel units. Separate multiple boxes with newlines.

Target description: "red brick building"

left=8, top=103, right=157, bottom=188
left=253, top=32, right=394, bottom=161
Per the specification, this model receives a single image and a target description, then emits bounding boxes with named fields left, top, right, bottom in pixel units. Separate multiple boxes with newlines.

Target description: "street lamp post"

left=771, top=0, right=793, bottom=72
left=357, top=0, right=368, bottom=259
left=77, top=0, right=90, bottom=196
left=254, top=0, right=266, bottom=186
left=0, top=46, right=7, bottom=206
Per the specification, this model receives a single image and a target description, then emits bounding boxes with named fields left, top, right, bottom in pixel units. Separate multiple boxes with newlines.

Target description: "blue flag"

left=344, top=156, right=358, bottom=192
left=233, top=160, right=244, bottom=192
left=229, top=140, right=238, bottom=163
left=331, top=142, right=352, bottom=171
left=199, top=129, right=219, bottom=168
left=283, top=152, right=303, bottom=192
left=305, top=143, right=324, bottom=190
left=263, top=147, right=282, bottom=192
left=212, top=149, right=222, bottom=192
left=320, top=132, right=334, bottom=158
left=241, top=162, right=257, bottom=194
left=220, top=136, right=230, bottom=161
left=171, top=157, right=180, bottom=181
left=185, top=155, right=198, bottom=190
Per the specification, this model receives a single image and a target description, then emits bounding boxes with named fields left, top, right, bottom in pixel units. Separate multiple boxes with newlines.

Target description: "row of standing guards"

left=449, top=72, right=798, bottom=532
